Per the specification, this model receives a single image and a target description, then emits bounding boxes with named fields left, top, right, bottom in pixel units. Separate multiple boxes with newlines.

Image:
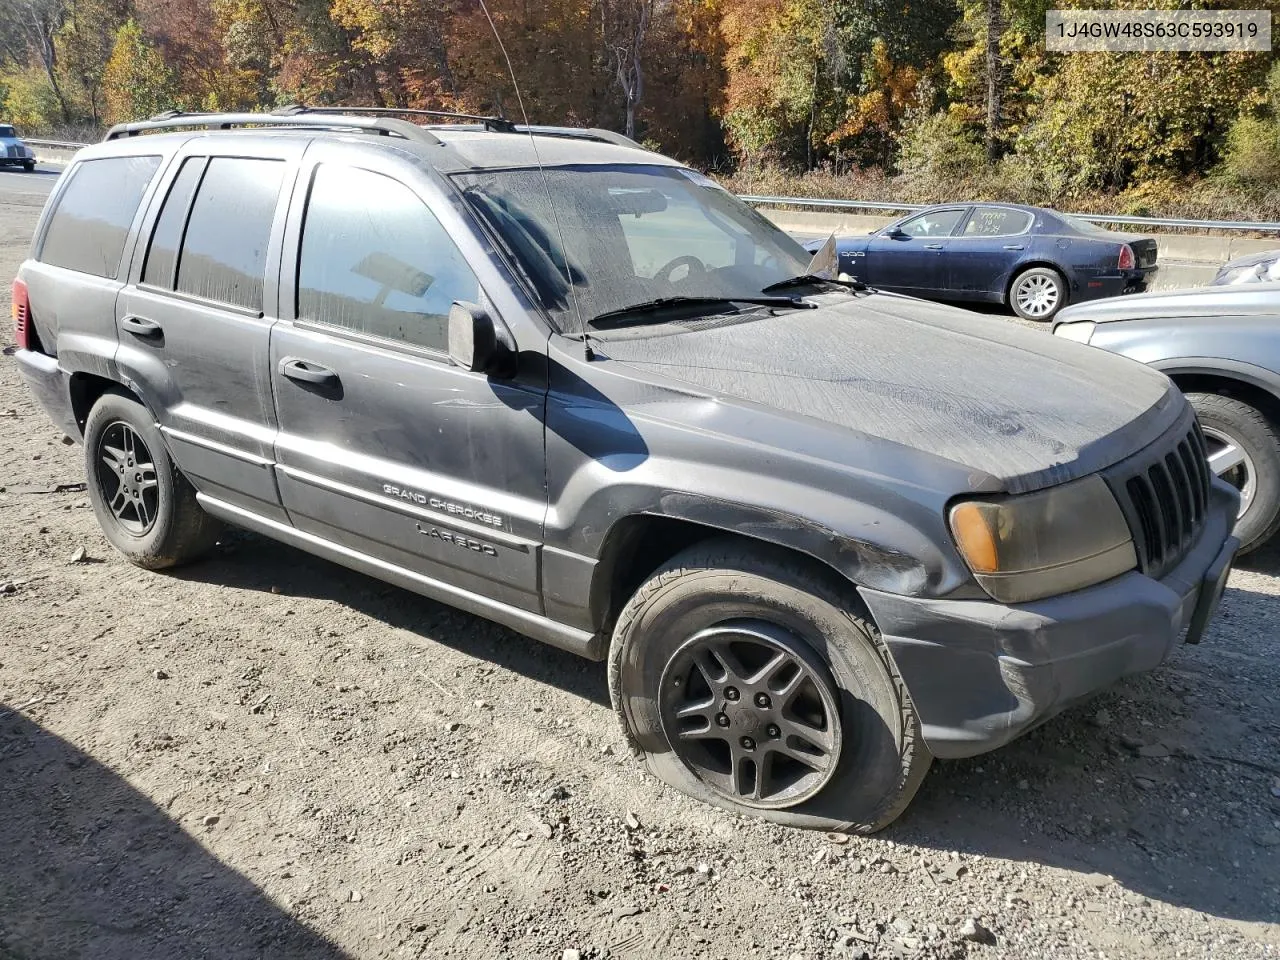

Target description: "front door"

left=863, top=207, right=968, bottom=295
left=114, top=141, right=302, bottom=522
left=269, top=144, right=549, bottom=612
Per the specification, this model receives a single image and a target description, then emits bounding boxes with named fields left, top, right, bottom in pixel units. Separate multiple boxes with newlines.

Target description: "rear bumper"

left=860, top=478, right=1237, bottom=759
left=13, top=348, right=78, bottom=439
left=1074, top=267, right=1155, bottom=301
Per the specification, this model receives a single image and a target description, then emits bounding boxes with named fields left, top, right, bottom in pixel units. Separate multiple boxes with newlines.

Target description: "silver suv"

left=0, top=124, right=36, bottom=171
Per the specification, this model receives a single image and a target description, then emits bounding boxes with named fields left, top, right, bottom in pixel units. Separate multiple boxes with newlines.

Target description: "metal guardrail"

left=737, top=194, right=1280, bottom=235
left=24, top=139, right=90, bottom=150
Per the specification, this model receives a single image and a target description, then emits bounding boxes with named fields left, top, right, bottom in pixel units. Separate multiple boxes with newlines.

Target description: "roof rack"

left=272, top=104, right=517, bottom=133
left=102, top=107, right=648, bottom=152
left=103, top=109, right=443, bottom=145
left=516, top=125, right=646, bottom=150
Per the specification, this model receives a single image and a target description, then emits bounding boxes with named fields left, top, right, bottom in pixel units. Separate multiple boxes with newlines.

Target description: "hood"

left=1212, top=248, right=1280, bottom=282
left=1056, top=281, right=1280, bottom=325
left=598, top=292, right=1182, bottom=494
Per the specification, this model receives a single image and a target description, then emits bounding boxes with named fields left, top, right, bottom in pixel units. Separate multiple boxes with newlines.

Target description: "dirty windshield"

left=454, top=164, right=812, bottom=333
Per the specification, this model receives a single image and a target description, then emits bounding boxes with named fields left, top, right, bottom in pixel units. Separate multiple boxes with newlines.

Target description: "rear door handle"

left=121, top=316, right=162, bottom=338
left=923, top=243, right=944, bottom=250
left=1003, top=244, right=1025, bottom=250
left=280, top=358, right=339, bottom=386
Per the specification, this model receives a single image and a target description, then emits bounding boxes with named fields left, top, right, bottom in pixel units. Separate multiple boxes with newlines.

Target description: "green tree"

left=103, top=19, right=180, bottom=122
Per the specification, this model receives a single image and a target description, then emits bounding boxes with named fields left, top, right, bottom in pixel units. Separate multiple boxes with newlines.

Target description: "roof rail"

left=273, top=104, right=517, bottom=133
left=103, top=110, right=443, bottom=145
left=517, top=125, right=647, bottom=150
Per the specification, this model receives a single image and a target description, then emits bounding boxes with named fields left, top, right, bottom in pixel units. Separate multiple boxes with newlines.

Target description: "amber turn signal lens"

left=949, top=502, right=999, bottom=574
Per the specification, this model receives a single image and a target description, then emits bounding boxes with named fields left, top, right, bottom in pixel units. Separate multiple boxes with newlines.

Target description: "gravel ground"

left=0, top=187, right=1277, bottom=960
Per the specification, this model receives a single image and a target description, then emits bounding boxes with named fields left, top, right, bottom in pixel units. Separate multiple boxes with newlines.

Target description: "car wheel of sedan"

left=84, top=390, right=222, bottom=569
left=1009, top=266, right=1066, bottom=321
left=1189, top=392, right=1280, bottom=554
left=22, top=160, right=34, bottom=172
left=608, top=539, right=932, bottom=833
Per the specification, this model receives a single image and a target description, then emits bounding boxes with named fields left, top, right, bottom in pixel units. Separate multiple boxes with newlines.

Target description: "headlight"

left=1220, top=265, right=1262, bottom=285
left=949, top=475, right=1136, bottom=603
left=1053, top=320, right=1095, bottom=344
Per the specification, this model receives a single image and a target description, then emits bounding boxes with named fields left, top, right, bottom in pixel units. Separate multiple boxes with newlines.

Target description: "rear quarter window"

left=39, top=155, right=162, bottom=279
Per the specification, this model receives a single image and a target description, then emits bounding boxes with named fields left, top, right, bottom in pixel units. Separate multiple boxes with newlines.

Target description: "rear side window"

left=175, top=157, right=284, bottom=311
left=962, top=208, right=1033, bottom=237
left=297, top=164, right=480, bottom=351
left=142, top=157, right=205, bottom=288
left=40, top=156, right=161, bottom=278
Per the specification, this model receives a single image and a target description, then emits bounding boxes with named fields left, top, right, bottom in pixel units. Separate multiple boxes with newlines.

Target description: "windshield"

left=0, top=126, right=16, bottom=138
left=454, top=164, right=811, bottom=332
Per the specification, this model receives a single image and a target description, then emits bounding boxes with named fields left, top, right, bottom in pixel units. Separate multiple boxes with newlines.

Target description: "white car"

left=0, top=124, right=36, bottom=171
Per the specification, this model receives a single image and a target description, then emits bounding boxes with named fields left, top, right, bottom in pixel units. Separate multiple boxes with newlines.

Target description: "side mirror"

left=448, top=301, right=517, bottom=378
left=884, top=227, right=907, bottom=239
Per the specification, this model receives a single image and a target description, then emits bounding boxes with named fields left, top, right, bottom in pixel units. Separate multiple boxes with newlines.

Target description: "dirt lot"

left=0, top=178, right=1278, bottom=960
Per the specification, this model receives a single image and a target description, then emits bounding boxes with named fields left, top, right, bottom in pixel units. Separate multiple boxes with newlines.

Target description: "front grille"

left=1108, top=418, right=1212, bottom=580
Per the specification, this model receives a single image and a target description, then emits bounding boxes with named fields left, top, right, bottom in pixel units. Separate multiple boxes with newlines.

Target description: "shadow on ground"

left=0, top=708, right=352, bottom=960
left=175, top=529, right=610, bottom=708
left=173, top=529, right=1278, bottom=927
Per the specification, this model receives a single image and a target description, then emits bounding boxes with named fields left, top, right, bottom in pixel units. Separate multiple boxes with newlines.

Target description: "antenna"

left=475, top=0, right=589, bottom=347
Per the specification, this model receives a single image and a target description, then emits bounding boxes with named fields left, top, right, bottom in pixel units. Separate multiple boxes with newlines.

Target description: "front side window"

left=297, top=164, right=480, bottom=352
left=176, top=157, right=284, bottom=311
left=0, top=125, right=16, bottom=138
left=896, top=209, right=967, bottom=238
left=962, top=208, right=1033, bottom=237
left=455, top=165, right=811, bottom=331
left=40, top=156, right=161, bottom=278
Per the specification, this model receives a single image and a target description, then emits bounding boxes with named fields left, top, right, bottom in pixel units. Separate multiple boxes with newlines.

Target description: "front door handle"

left=923, top=243, right=944, bottom=250
left=1003, top=244, right=1025, bottom=250
left=121, top=316, right=163, bottom=338
left=280, top=358, right=339, bottom=386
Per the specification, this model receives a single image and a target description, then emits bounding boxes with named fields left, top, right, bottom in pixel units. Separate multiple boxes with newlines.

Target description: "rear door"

left=863, top=207, right=968, bottom=295
left=943, top=206, right=1035, bottom=300
left=115, top=139, right=301, bottom=522
left=269, top=142, right=549, bottom=613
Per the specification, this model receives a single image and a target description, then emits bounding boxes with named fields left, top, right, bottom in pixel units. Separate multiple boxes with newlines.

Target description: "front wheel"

left=608, top=540, right=931, bottom=832
left=84, top=390, right=221, bottom=569
left=1189, top=392, right=1280, bottom=554
left=22, top=160, right=34, bottom=172
left=1009, top=266, right=1066, bottom=321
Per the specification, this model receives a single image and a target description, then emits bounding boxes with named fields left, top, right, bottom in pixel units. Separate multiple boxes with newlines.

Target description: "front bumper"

left=860, top=478, right=1237, bottom=759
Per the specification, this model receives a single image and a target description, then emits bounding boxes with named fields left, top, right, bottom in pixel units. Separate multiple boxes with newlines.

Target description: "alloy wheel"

left=95, top=420, right=159, bottom=535
left=1203, top=424, right=1255, bottom=519
left=1014, top=274, right=1060, bottom=318
left=658, top=619, right=843, bottom=809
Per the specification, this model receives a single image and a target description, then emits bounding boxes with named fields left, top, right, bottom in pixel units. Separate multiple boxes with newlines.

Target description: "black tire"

left=22, top=160, right=34, bottom=172
left=608, top=539, right=931, bottom=833
left=1188, top=392, right=1280, bottom=554
left=1008, top=266, right=1067, bottom=321
left=83, top=390, right=221, bottom=569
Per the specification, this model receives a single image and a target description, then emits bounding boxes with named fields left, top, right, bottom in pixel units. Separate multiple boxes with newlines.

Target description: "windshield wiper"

left=589, top=295, right=814, bottom=327
left=760, top=274, right=867, bottom=294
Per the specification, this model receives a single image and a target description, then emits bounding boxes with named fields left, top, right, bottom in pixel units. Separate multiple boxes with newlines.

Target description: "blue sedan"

left=807, top=203, right=1158, bottom=321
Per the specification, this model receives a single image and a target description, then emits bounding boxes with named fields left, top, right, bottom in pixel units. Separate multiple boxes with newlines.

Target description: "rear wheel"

left=84, top=391, right=221, bottom=569
left=1189, top=392, right=1280, bottom=553
left=608, top=540, right=931, bottom=832
left=1009, top=266, right=1066, bottom=321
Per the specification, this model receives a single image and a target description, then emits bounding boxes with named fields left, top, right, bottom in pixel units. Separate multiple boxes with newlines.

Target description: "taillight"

left=11, top=278, right=29, bottom=350
left=1118, top=244, right=1135, bottom=270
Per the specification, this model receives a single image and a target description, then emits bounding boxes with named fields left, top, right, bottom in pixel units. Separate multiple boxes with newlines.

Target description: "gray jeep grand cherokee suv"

left=11, top=108, right=1238, bottom=831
